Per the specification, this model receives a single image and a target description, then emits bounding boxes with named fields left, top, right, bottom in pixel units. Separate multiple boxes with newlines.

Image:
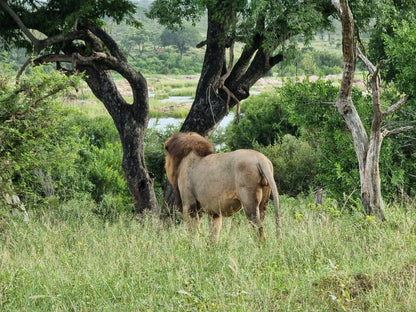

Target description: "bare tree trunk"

left=362, top=131, right=384, bottom=219
left=334, top=0, right=410, bottom=220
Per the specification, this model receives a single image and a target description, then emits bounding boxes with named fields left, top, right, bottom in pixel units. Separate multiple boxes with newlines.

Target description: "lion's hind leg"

left=259, top=186, right=271, bottom=223
left=208, top=214, right=222, bottom=243
left=239, top=187, right=266, bottom=241
left=183, top=201, right=202, bottom=240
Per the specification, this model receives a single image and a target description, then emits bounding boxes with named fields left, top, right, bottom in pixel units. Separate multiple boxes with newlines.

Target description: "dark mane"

left=164, top=132, right=214, bottom=193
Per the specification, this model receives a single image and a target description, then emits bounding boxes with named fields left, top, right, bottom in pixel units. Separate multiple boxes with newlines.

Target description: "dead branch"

left=357, top=47, right=376, bottom=75
left=356, top=31, right=367, bottom=56
left=382, top=126, right=413, bottom=138
left=383, top=95, right=410, bottom=118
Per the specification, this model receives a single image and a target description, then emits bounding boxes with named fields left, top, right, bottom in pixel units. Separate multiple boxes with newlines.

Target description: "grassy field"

left=2, top=196, right=416, bottom=311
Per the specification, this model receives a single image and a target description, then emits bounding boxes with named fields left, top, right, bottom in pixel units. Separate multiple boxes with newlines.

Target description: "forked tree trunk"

left=334, top=0, right=409, bottom=220
left=163, top=8, right=283, bottom=214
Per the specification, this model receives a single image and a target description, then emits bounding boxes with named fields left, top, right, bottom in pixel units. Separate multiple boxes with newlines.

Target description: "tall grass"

left=2, top=196, right=416, bottom=311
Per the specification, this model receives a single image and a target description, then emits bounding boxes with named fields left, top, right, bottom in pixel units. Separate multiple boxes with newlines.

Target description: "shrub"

left=225, top=92, right=297, bottom=150
left=254, top=135, right=319, bottom=196
left=0, top=64, right=84, bottom=209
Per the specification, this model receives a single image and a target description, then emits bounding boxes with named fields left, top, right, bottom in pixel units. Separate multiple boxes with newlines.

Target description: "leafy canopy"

left=148, top=0, right=335, bottom=50
left=0, top=0, right=139, bottom=52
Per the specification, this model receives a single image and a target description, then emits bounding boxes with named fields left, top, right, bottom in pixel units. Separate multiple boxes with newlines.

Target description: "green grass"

left=2, top=196, right=416, bottom=311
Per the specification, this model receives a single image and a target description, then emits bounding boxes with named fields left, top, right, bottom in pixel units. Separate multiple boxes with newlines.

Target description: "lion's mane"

left=164, top=132, right=214, bottom=192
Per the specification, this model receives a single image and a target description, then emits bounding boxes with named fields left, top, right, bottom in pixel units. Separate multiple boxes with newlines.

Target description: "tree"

left=333, top=0, right=411, bottom=220
left=148, top=0, right=335, bottom=136
left=148, top=0, right=336, bottom=212
left=0, top=0, right=159, bottom=214
left=160, top=26, right=202, bottom=59
left=118, top=25, right=150, bottom=58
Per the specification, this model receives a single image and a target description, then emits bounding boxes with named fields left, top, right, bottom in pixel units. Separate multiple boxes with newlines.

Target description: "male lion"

left=164, top=132, right=280, bottom=242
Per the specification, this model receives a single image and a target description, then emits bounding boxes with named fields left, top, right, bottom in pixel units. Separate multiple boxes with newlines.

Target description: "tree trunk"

left=335, top=0, right=386, bottom=219
left=362, top=131, right=384, bottom=219
left=334, top=0, right=409, bottom=220
left=180, top=10, right=228, bottom=136
left=82, top=66, right=159, bottom=215
left=181, top=10, right=283, bottom=137
left=162, top=9, right=284, bottom=214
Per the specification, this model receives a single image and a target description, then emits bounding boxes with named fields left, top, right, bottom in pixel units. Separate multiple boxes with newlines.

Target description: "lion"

left=164, top=132, right=280, bottom=242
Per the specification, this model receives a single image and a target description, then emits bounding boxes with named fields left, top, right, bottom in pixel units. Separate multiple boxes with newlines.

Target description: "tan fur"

left=165, top=132, right=280, bottom=242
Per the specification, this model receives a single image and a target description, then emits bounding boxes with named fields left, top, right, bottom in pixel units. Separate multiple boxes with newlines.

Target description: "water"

left=148, top=113, right=235, bottom=130
left=160, top=96, right=193, bottom=103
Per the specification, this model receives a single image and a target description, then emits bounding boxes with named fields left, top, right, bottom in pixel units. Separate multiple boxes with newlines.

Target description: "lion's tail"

left=258, top=159, right=280, bottom=237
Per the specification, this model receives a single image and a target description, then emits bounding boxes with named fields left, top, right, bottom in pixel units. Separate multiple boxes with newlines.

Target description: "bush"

left=0, top=63, right=138, bottom=218
left=225, top=92, right=297, bottom=150
left=278, top=79, right=415, bottom=202
left=0, top=64, right=84, bottom=209
left=277, top=79, right=367, bottom=200
left=254, top=135, right=319, bottom=196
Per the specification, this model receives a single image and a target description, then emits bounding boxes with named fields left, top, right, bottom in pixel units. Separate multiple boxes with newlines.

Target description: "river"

left=148, top=113, right=235, bottom=130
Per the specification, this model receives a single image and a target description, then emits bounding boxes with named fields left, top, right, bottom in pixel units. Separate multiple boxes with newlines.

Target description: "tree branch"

left=382, top=126, right=413, bottom=138
left=372, top=60, right=383, bottom=82
left=0, top=0, right=40, bottom=48
left=16, top=57, right=33, bottom=80
left=38, top=30, right=88, bottom=51
left=357, top=47, right=376, bottom=75
left=33, top=54, right=73, bottom=65
left=338, top=0, right=355, bottom=99
left=356, top=31, right=367, bottom=56
left=82, top=19, right=127, bottom=62
left=382, top=95, right=410, bottom=118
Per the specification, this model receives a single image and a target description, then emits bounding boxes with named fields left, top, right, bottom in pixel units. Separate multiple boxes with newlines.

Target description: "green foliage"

left=367, top=0, right=416, bottom=82
left=0, top=0, right=138, bottom=52
left=0, top=63, right=146, bottom=217
left=276, top=79, right=366, bottom=200
left=0, top=64, right=84, bottom=208
left=66, top=114, right=136, bottom=216
left=384, top=19, right=416, bottom=97
left=225, top=92, right=297, bottom=150
left=254, top=135, right=319, bottom=196
left=144, top=127, right=177, bottom=188
left=273, top=48, right=343, bottom=77
left=278, top=79, right=416, bottom=202
left=160, top=26, right=202, bottom=57
left=146, top=0, right=206, bottom=30
left=130, top=47, right=204, bottom=75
